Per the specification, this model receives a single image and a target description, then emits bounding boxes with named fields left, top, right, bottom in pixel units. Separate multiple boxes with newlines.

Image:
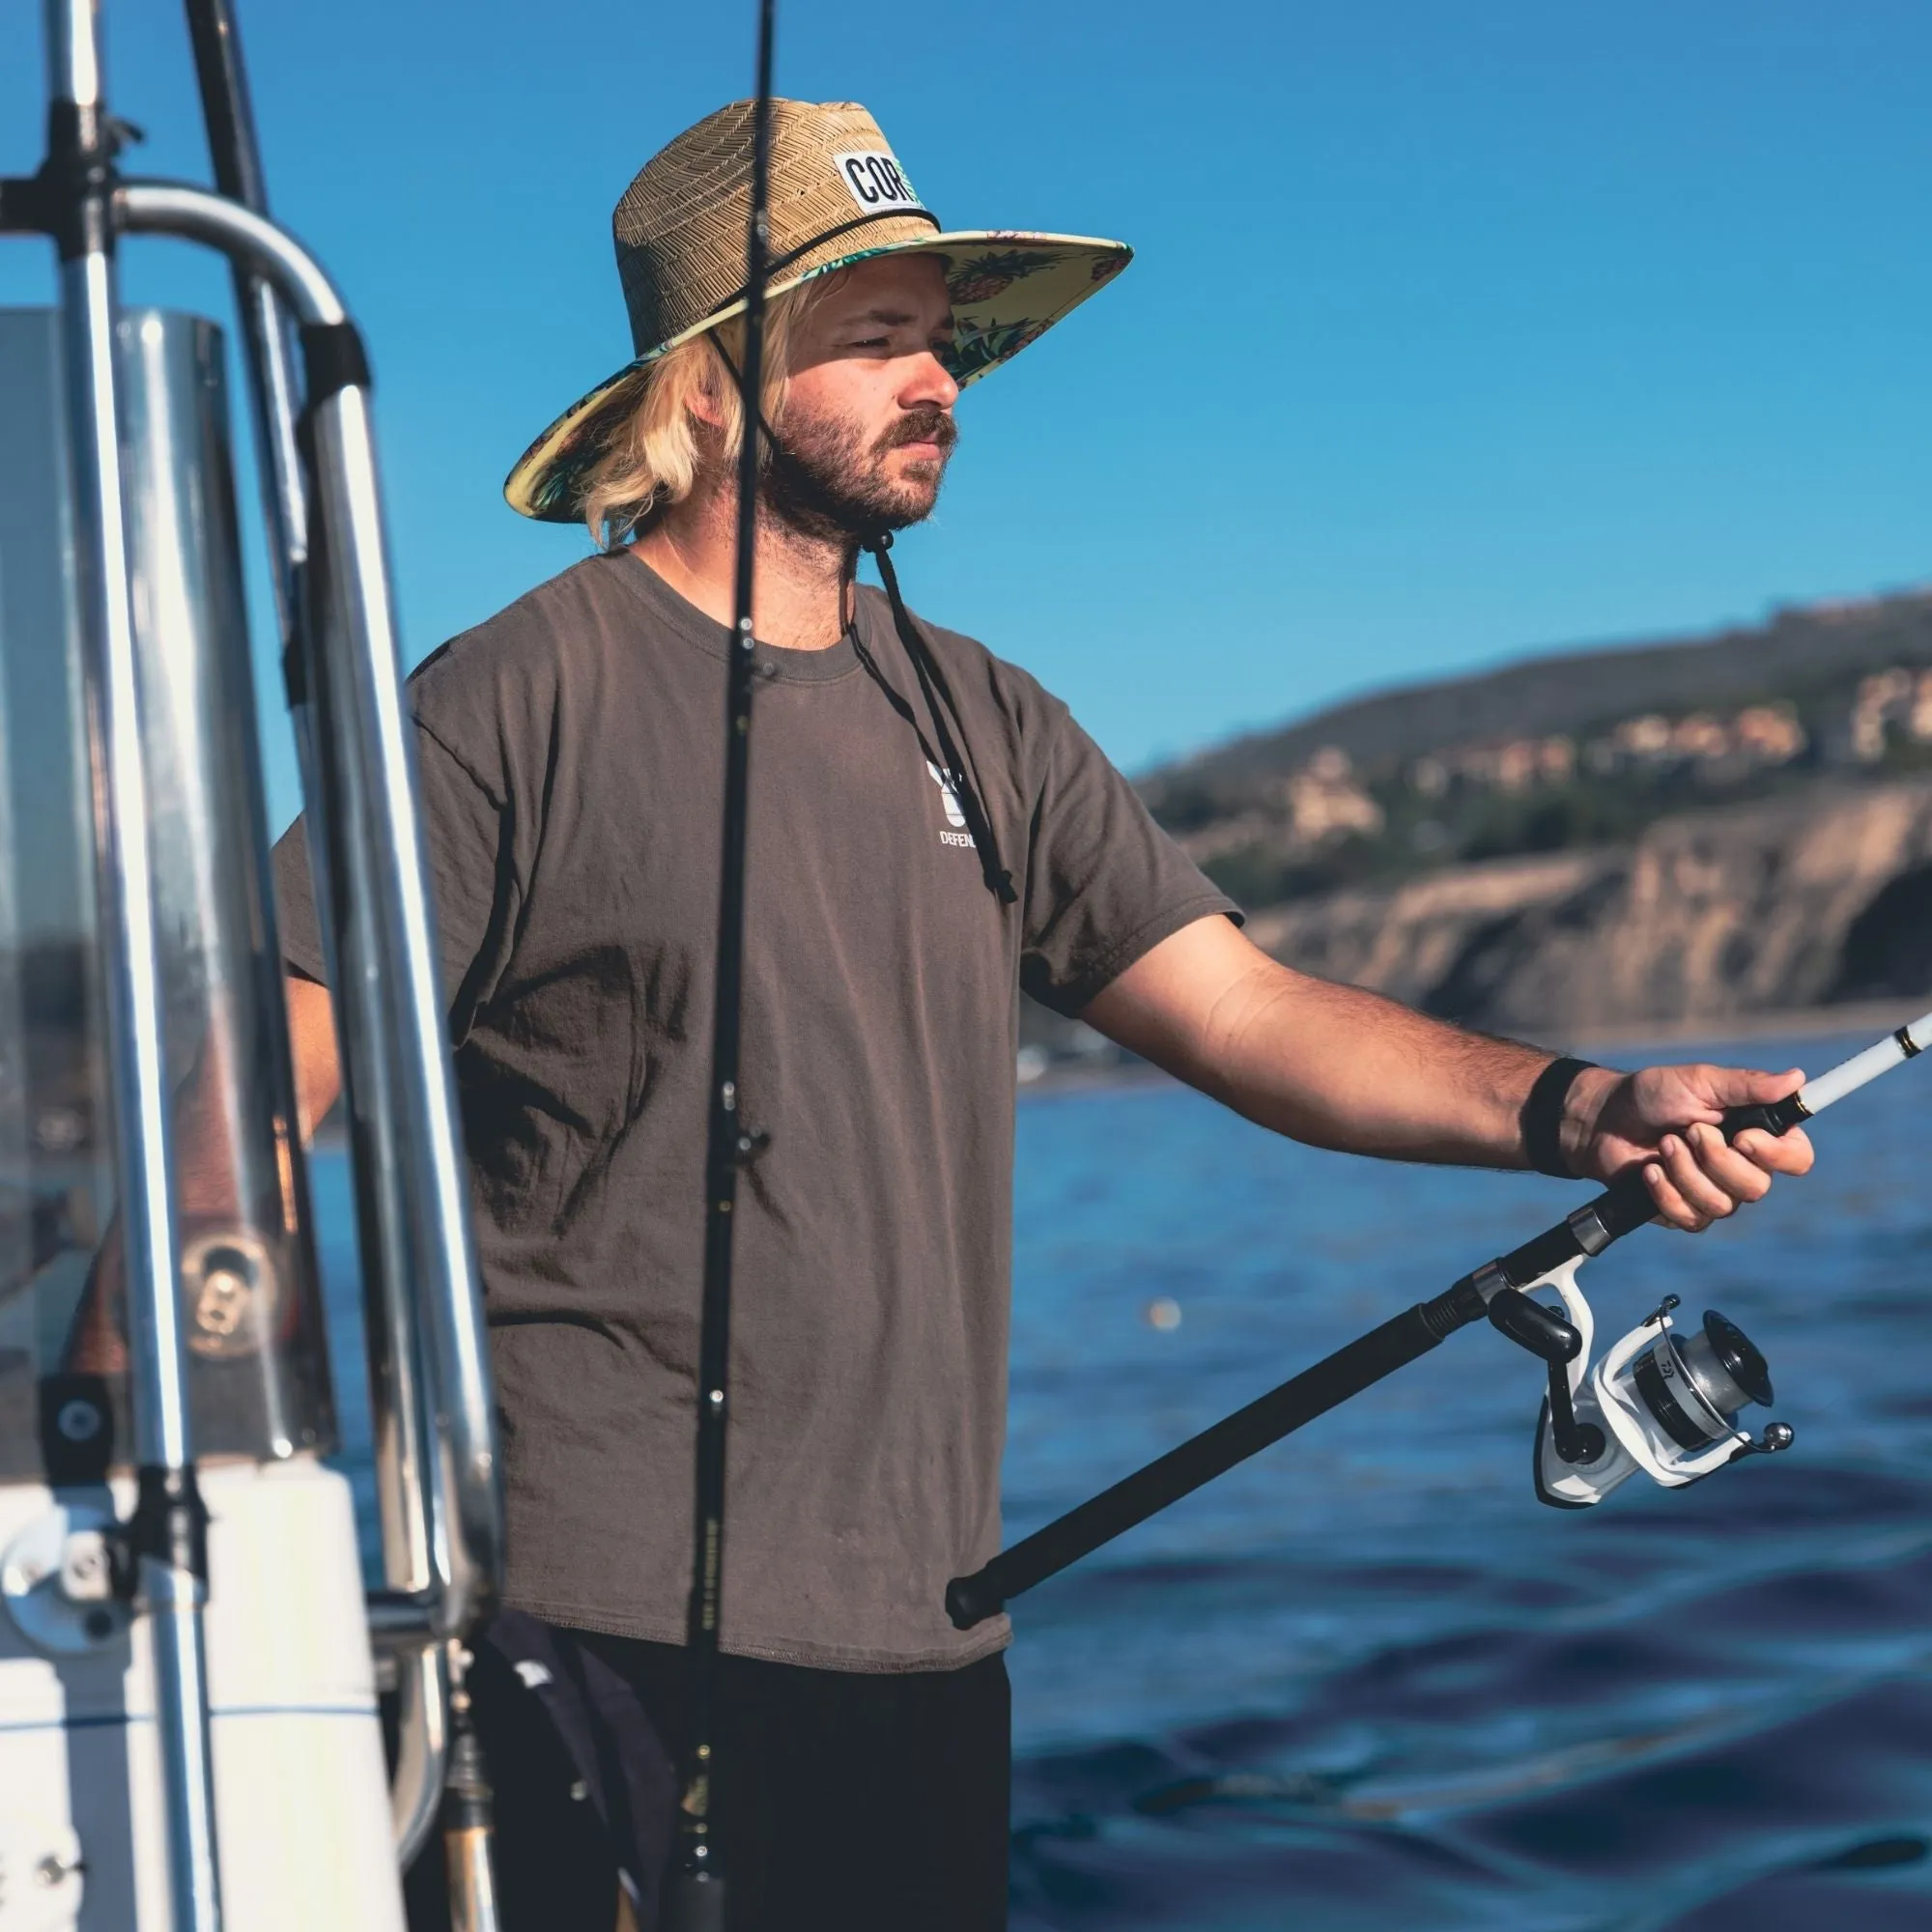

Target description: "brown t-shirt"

left=274, top=551, right=1235, bottom=1669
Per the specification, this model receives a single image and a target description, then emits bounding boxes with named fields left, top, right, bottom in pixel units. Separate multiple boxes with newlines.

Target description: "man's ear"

left=686, top=369, right=727, bottom=432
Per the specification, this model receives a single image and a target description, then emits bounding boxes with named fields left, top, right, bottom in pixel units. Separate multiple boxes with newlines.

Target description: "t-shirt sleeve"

left=270, top=814, right=330, bottom=986
left=269, top=722, right=516, bottom=1034
left=1018, top=696, right=1241, bottom=1015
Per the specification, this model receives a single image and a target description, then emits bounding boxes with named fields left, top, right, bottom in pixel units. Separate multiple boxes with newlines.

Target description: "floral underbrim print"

left=505, top=230, right=1132, bottom=523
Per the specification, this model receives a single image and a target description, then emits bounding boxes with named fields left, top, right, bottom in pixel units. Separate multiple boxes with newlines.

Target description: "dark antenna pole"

left=181, top=0, right=309, bottom=652
left=668, top=7, right=777, bottom=1925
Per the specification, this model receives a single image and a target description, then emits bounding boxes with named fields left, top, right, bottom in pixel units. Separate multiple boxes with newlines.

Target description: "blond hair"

left=579, top=275, right=841, bottom=549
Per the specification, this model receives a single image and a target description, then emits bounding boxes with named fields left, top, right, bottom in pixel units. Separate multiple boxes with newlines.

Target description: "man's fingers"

left=1659, top=1131, right=1737, bottom=1221
left=1704, top=1064, right=1806, bottom=1108
left=1732, top=1124, right=1815, bottom=1177
left=1643, top=1156, right=1711, bottom=1233
left=1687, top=1122, right=1772, bottom=1205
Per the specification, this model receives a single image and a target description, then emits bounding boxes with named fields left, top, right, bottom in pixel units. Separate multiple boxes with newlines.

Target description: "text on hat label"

left=833, top=151, right=923, bottom=215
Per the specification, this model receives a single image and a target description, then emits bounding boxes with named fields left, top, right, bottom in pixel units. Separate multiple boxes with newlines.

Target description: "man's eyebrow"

left=840, top=304, right=955, bottom=335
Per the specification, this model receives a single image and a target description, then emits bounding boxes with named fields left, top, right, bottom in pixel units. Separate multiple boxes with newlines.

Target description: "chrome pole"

left=174, top=1, right=453, bottom=1838
left=120, top=181, right=504, bottom=1638
left=44, top=3, right=223, bottom=1928
left=389, top=1640, right=452, bottom=1865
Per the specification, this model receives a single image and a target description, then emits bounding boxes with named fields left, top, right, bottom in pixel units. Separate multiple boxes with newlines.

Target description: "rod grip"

left=666, top=1874, right=727, bottom=1932
left=1719, top=1094, right=1807, bottom=1140
left=1559, top=1092, right=1809, bottom=1259
left=1592, top=1169, right=1656, bottom=1243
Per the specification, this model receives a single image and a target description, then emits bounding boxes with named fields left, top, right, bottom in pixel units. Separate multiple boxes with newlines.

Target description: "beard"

left=761, top=402, right=958, bottom=546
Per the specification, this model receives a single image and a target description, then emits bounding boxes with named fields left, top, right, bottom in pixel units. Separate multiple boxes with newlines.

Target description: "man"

left=270, top=99, right=1811, bottom=1929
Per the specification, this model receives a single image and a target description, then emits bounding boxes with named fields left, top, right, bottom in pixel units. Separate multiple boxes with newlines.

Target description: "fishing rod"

left=669, top=2, right=778, bottom=1924
left=946, top=1011, right=1932, bottom=1631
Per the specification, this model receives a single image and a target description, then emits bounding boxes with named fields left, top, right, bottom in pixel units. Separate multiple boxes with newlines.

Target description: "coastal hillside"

left=1019, top=779, right=1932, bottom=1073
left=1139, top=588, right=1932, bottom=915
left=1248, top=780, right=1932, bottom=1039
left=1018, top=590, right=1932, bottom=1071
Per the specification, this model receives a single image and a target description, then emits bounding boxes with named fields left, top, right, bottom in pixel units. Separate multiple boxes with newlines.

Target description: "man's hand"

left=1562, top=1063, right=1815, bottom=1233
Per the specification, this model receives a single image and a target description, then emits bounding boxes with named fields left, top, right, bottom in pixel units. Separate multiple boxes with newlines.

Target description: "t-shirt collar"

left=611, top=548, right=864, bottom=686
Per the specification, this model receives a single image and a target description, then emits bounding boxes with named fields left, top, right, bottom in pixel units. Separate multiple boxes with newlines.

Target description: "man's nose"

left=902, top=350, right=960, bottom=412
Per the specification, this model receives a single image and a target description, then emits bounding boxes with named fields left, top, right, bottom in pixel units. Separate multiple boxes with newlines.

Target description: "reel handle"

left=1489, top=1289, right=1605, bottom=1465
left=1487, top=1288, right=1579, bottom=1363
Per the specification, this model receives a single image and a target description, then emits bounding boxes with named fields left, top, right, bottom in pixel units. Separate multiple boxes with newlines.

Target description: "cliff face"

left=1244, top=781, right=1932, bottom=1037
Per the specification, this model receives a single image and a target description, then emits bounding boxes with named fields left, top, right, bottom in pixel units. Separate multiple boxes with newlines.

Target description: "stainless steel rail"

left=119, top=180, right=504, bottom=1851
left=389, top=1641, right=453, bottom=1868
left=120, top=179, right=502, bottom=1629
left=45, top=3, right=224, bottom=1927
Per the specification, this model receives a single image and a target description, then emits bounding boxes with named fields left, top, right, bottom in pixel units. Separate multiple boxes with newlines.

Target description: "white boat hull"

left=0, top=1456, right=403, bottom=1931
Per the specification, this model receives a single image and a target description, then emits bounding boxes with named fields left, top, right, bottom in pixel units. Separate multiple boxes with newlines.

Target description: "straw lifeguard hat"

left=504, top=98, right=1131, bottom=522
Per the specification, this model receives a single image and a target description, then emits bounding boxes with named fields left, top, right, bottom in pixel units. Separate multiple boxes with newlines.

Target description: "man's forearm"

left=1083, top=919, right=1610, bottom=1170
left=1217, top=974, right=1563, bottom=1164
left=1148, top=956, right=1559, bottom=1165
left=1081, top=916, right=1816, bottom=1229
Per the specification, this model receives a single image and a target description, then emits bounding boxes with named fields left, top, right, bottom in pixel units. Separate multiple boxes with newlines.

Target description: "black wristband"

left=1520, top=1056, right=1599, bottom=1179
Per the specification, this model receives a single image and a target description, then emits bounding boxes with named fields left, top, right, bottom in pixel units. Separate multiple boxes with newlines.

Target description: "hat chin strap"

left=712, top=347, right=1018, bottom=907
left=723, top=205, right=944, bottom=305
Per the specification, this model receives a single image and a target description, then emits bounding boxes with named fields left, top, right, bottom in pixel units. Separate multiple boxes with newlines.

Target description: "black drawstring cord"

left=860, top=534, right=1017, bottom=905
left=844, top=617, right=1018, bottom=902
left=709, top=338, right=1017, bottom=906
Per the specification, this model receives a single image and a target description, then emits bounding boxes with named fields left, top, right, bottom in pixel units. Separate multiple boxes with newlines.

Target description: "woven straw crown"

left=503, top=97, right=1133, bottom=523
left=613, top=99, right=941, bottom=359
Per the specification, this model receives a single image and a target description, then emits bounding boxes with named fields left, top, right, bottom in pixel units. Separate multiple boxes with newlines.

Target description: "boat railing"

left=0, top=0, right=506, bottom=1913
left=117, top=172, right=507, bottom=1855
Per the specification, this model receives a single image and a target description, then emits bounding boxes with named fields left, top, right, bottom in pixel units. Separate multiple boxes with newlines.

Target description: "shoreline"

left=1560, top=996, right=1923, bottom=1058
left=1018, top=996, right=1927, bottom=1100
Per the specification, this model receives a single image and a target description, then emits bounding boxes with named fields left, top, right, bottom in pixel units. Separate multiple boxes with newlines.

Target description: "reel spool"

left=1520, top=1274, right=1794, bottom=1509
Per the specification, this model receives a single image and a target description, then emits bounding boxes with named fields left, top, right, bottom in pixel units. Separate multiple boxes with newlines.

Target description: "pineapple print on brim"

left=504, top=98, right=1131, bottom=523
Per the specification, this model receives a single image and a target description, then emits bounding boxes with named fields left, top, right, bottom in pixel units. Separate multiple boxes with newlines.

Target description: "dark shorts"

left=408, top=1619, right=1011, bottom=1932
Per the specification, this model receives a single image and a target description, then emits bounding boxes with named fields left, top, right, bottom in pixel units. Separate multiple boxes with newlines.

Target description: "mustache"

left=875, top=408, right=958, bottom=457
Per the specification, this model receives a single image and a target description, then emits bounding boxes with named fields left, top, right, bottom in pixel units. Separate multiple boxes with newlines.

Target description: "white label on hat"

left=833, top=151, right=923, bottom=215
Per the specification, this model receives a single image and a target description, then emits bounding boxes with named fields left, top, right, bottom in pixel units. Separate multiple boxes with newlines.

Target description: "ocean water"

left=318, top=1027, right=1932, bottom=1928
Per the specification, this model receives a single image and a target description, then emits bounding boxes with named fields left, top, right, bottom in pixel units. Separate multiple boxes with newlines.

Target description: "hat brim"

left=503, top=231, right=1132, bottom=524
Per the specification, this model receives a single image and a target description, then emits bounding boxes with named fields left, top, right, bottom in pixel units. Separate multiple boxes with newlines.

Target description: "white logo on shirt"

left=928, top=760, right=976, bottom=847
left=926, top=760, right=967, bottom=828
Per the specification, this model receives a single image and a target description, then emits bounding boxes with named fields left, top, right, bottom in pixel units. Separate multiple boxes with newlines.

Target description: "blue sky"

left=3, top=0, right=1928, bottom=828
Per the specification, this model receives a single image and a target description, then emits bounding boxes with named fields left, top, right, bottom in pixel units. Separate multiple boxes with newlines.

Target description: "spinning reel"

left=1486, top=1269, right=1793, bottom=1509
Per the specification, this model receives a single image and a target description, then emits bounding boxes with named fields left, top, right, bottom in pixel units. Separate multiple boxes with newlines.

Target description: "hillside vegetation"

left=1141, top=589, right=1932, bottom=914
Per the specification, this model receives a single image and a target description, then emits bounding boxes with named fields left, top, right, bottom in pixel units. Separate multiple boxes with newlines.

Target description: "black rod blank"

left=669, top=6, right=778, bottom=1924
left=949, top=1097, right=1806, bottom=1627
left=946, top=1283, right=1486, bottom=1631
